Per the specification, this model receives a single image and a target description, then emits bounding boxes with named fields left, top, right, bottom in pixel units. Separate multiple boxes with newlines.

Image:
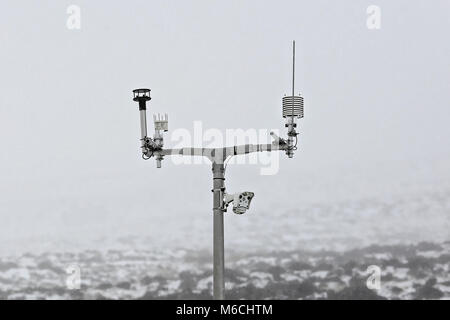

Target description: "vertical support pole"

left=139, top=109, right=148, bottom=151
left=212, top=162, right=225, bottom=300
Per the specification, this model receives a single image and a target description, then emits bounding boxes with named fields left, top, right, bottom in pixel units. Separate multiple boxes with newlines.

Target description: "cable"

left=142, top=148, right=153, bottom=160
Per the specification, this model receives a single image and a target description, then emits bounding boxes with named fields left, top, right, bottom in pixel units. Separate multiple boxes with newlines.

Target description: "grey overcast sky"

left=0, top=1, right=449, bottom=250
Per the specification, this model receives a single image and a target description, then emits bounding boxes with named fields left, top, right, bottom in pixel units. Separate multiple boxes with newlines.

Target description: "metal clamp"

left=212, top=187, right=226, bottom=211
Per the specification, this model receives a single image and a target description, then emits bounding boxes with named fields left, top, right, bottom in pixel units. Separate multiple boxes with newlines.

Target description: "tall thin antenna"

left=292, top=40, right=296, bottom=119
left=292, top=40, right=295, bottom=97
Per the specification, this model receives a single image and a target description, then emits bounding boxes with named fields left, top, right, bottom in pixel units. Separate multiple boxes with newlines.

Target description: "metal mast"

left=131, top=42, right=304, bottom=300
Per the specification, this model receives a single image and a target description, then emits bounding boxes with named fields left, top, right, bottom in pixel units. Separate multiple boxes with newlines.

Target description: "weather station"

left=131, top=42, right=304, bottom=300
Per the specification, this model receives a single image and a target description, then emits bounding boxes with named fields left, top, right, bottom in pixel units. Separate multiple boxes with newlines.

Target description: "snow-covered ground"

left=0, top=241, right=448, bottom=300
left=0, top=176, right=448, bottom=299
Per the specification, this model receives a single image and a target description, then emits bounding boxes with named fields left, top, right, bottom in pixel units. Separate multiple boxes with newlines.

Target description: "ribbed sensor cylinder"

left=282, top=95, right=304, bottom=118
